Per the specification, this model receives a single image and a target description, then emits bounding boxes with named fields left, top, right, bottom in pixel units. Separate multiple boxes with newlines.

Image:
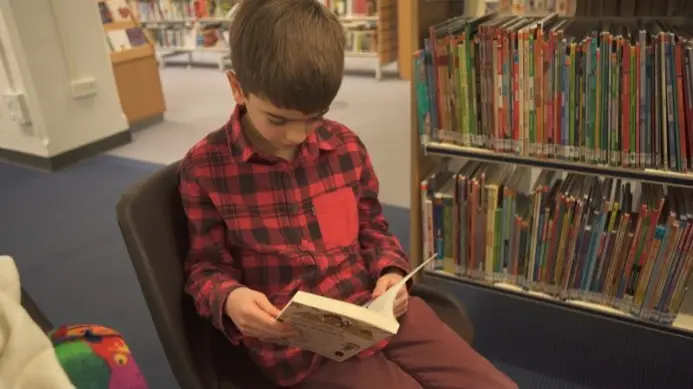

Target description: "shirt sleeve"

left=179, top=162, right=244, bottom=342
left=356, top=145, right=411, bottom=280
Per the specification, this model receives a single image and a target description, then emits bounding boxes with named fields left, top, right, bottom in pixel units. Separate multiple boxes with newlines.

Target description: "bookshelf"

left=131, top=0, right=397, bottom=78
left=99, top=0, right=167, bottom=126
left=131, top=0, right=237, bottom=70
left=409, top=6, right=693, bottom=339
left=336, top=1, right=398, bottom=80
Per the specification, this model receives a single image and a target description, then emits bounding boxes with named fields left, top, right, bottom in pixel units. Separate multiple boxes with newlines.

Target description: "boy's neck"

left=240, top=111, right=297, bottom=160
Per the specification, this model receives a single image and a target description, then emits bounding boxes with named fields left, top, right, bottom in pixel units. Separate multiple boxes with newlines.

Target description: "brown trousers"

left=293, top=297, right=518, bottom=389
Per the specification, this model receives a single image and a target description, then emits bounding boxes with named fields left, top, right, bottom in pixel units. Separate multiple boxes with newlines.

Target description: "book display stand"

left=99, top=0, right=167, bottom=126
left=409, top=0, right=693, bottom=343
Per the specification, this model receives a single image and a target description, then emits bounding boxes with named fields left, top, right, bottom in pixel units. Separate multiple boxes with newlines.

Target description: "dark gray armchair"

left=116, top=161, right=474, bottom=389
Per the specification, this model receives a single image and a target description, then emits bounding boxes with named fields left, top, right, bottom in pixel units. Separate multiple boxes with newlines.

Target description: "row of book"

left=132, top=0, right=236, bottom=22
left=497, top=0, right=576, bottom=15
left=99, top=0, right=134, bottom=24
left=106, top=27, right=150, bottom=52
left=345, top=27, right=378, bottom=54
left=422, top=160, right=693, bottom=324
left=147, top=25, right=229, bottom=51
left=414, top=13, right=693, bottom=173
left=498, top=0, right=693, bottom=17
left=320, top=0, right=377, bottom=16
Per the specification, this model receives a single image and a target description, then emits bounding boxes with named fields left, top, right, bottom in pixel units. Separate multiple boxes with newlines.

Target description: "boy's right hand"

left=224, top=287, right=296, bottom=342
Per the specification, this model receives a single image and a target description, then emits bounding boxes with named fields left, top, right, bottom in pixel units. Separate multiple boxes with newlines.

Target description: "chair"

left=116, top=161, right=474, bottom=389
left=21, top=287, right=54, bottom=333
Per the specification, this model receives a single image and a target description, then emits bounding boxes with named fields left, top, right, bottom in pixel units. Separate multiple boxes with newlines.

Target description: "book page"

left=364, top=254, right=437, bottom=315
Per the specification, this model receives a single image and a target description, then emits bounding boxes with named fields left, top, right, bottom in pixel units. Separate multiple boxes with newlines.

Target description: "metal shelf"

left=424, top=142, right=693, bottom=187
left=424, top=270, right=693, bottom=340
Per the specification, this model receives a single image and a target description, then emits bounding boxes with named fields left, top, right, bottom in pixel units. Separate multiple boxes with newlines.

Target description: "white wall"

left=0, top=0, right=127, bottom=158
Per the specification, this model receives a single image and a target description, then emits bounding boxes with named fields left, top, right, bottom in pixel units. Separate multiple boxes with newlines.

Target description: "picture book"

left=125, top=28, right=148, bottom=47
left=275, top=255, right=436, bottom=362
left=107, top=30, right=132, bottom=52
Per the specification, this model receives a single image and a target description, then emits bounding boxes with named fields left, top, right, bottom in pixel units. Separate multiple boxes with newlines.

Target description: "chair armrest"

left=21, top=288, right=53, bottom=333
left=410, top=283, right=474, bottom=344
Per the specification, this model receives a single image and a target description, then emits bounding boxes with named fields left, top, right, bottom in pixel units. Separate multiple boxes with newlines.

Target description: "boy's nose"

left=285, top=128, right=308, bottom=145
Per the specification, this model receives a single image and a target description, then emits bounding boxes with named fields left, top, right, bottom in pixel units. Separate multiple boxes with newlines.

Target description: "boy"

left=178, top=1, right=517, bottom=388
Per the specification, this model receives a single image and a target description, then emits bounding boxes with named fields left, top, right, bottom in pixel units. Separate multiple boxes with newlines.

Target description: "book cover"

left=98, top=2, right=113, bottom=24
left=107, top=30, right=132, bottom=52
left=126, top=28, right=148, bottom=47
left=107, top=0, right=132, bottom=22
left=275, top=255, right=435, bottom=362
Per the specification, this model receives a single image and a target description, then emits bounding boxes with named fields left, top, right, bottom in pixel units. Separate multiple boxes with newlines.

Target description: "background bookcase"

left=129, top=0, right=237, bottom=70
left=99, top=0, right=167, bottom=126
left=409, top=3, right=693, bottom=343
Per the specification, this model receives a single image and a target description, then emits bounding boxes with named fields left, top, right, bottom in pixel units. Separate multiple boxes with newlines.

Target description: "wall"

left=0, top=0, right=127, bottom=158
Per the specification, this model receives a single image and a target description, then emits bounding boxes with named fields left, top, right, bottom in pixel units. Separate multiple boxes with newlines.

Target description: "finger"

left=394, top=296, right=408, bottom=316
left=254, top=295, right=282, bottom=318
left=394, top=292, right=408, bottom=306
left=253, top=297, right=296, bottom=334
left=373, top=278, right=394, bottom=297
left=395, top=301, right=408, bottom=317
left=256, top=315, right=294, bottom=337
left=372, top=281, right=388, bottom=298
left=397, top=286, right=408, bottom=298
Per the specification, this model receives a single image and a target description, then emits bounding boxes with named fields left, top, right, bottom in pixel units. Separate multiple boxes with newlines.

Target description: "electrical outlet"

left=3, top=91, right=31, bottom=125
left=71, top=77, right=98, bottom=99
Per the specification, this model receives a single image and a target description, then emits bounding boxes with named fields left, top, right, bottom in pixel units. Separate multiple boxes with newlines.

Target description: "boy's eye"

left=268, top=118, right=287, bottom=126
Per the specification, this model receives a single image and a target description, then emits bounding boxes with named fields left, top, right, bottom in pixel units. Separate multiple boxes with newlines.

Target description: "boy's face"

left=226, top=72, right=326, bottom=157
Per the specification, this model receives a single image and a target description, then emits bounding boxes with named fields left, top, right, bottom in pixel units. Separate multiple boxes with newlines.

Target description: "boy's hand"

left=225, top=287, right=297, bottom=342
left=372, top=272, right=408, bottom=317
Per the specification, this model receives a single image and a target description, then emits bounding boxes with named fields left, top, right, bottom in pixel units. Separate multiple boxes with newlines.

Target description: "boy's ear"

left=226, top=71, right=246, bottom=106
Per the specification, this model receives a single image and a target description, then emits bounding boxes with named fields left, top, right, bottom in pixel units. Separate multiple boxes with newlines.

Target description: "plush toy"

left=50, top=324, right=149, bottom=389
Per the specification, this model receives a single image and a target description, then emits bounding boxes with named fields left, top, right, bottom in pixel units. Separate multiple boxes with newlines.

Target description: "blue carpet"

left=4, top=155, right=689, bottom=389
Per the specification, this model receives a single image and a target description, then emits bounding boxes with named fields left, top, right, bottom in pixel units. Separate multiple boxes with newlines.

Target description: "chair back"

left=116, top=161, right=211, bottom=389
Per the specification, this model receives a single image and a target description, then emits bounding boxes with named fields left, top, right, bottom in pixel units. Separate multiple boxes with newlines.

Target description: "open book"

left=275, top=255, right=436, bottom=362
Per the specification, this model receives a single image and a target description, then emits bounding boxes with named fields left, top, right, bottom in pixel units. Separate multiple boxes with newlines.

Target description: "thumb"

left=254, top=294, right=281, bottom=318
left=372, top=278, right=391, bottom=298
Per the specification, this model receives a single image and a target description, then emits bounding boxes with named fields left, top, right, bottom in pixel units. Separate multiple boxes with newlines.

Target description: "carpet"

left=0, top=155, right=415, bottom=389
left=4, top=155, right=690, bottom=389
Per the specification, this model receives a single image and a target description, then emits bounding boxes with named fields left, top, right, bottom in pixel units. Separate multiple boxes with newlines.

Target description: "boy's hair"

left=229, top=0, right=345, bottom=114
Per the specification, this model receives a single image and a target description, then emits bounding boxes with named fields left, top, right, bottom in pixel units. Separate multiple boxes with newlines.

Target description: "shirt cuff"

left=213, top=282, right=245, bottom=344
left=371, top=252, right=410, bottom=282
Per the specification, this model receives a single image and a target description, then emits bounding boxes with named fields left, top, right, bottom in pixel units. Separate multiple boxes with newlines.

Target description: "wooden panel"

left=103, top=20, right=137, bottom=31
left=409, top=0, right=457, bottom=273
left=112, top=55, right=166, bottom=125
left=377, top=0, right=398, bottom=64
left=397, top=0, right=414, bottom=80
left=110, top=44, right=155, bottom=64
left=398, top=0, right=455, bottom=80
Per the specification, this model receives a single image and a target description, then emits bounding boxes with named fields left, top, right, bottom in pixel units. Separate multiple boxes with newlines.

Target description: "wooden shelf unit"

left=100, top=0, right=166, bottom=126
left=408, top=8, right=693, bottom=337
left=139, top=17, right=234, bottom=71
left=341, top=8, right=397, bottom=80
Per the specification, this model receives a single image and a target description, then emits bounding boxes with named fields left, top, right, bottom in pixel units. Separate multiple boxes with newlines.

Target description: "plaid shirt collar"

left=226, top=105, right=341, bottom=163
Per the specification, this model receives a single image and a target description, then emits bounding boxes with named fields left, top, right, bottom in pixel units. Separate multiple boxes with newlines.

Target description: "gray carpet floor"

left=2, top=65, right=693, bottom=389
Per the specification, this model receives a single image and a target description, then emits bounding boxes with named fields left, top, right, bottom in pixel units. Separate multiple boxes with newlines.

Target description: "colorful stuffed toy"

left=49, top=324, right=149, bottom=389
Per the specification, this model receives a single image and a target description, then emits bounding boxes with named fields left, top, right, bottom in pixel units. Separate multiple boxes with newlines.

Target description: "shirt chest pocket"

left=311, top=187, right=359, bottom=249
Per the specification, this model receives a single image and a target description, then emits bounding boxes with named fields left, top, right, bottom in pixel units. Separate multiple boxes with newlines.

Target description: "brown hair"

left=229, top=0, right=345, bottom=114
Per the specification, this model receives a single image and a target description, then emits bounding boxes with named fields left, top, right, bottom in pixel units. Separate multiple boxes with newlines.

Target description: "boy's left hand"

left=372, top=272, right=408, bottom=317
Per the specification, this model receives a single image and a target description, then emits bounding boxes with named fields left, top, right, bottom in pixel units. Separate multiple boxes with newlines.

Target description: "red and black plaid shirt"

left=178, top=106, right=410, bottom=387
